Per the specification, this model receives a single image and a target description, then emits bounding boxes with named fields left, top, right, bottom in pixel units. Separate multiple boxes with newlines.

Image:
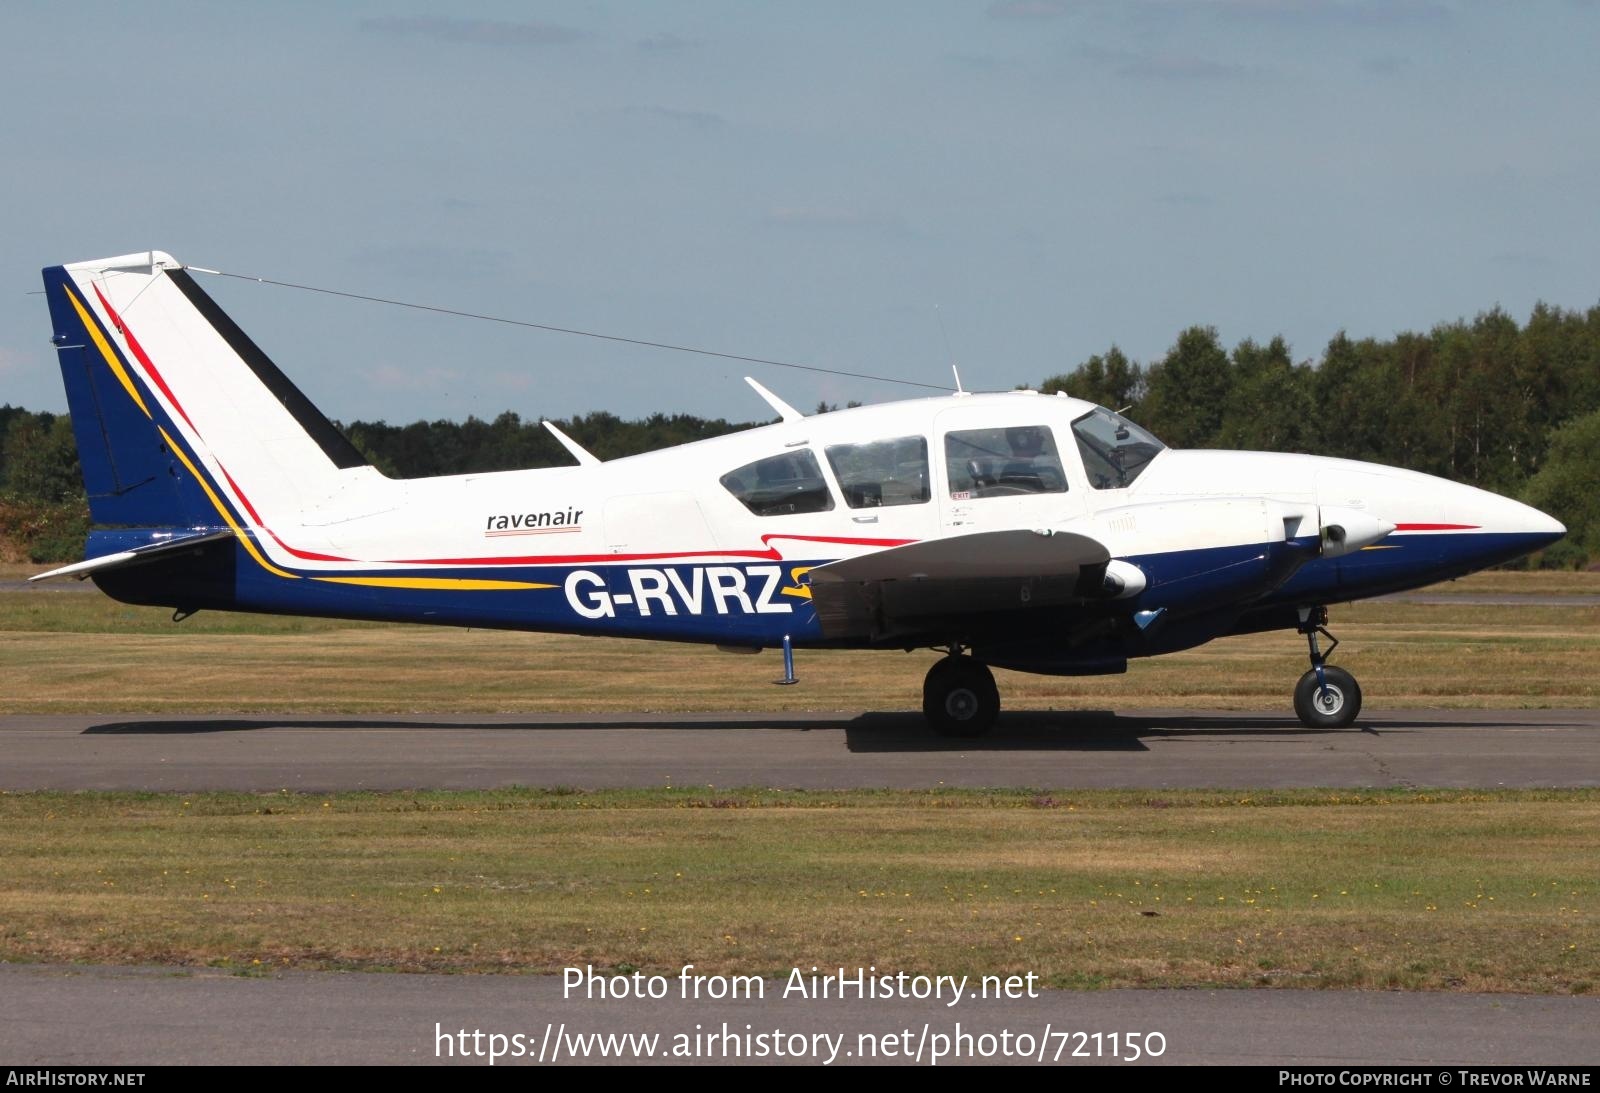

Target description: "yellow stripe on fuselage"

left=65, top=286, right=151, bottom=419
left=781, top=565, right=814, bottom=599
left=311, top=576, right=555, bottom=591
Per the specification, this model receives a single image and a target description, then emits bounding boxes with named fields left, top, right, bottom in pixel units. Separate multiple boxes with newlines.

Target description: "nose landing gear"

left=923, top=651, right=1000, bottom=738
left=1293, top=607, right=1362, bottom=728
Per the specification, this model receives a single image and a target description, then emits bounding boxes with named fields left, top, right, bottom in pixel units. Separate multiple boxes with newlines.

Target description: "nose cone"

left=1518, top=503, right=1567, bottom=543
left=1432, top=482, right=1566, bottom=546
left=1316, top=461, right=1566, bottom=574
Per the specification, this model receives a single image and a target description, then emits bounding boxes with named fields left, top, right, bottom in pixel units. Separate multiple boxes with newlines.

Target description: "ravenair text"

left=565, top=565, right=793, bottom=618
left=484, top=507, right=583, bottom=535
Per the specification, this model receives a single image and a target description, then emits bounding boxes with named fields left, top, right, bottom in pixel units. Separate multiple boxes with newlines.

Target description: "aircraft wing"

left=28, top=529, right=235, bottom=583
left=806, top=528, right=1111, bottom=641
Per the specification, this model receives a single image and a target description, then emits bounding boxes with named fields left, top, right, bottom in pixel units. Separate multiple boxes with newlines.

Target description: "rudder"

left=40, top=251, right=370, bottom=536
left=43, top=256, right=214, bottom=527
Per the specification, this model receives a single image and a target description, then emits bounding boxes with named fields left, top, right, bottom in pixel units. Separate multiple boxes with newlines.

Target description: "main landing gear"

left=1293, top=606, right=1362, bottom=729
left=923, top=651, right=999, bottom=738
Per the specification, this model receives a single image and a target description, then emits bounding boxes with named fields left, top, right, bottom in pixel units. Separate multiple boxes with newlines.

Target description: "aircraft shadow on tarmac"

left=840, top=711, right=1382, bottom=752
left=844, top=712, right=1580, bottom=750
left=80, top=716, right=847, bottom=735
left=78, top=710, right=1422, bottom=753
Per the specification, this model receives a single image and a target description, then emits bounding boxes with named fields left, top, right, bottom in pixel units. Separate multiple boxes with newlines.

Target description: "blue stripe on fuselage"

left=87, top=527, right=1558, bottom=653
left=1267, top=530, right=1561, bottom=604
left=89, top=530, right=829, bottom=644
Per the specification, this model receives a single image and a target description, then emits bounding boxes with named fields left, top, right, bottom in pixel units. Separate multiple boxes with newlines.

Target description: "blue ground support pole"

left=775, top=634, right=798, bottom=685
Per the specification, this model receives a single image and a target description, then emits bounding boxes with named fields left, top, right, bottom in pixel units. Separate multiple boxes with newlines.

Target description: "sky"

left=3, top=1, right=1597, bottom=426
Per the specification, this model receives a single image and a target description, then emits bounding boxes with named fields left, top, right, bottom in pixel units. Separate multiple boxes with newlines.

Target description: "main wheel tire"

left=923, top=657, right=1000, bottom=737
left=1293, top=665, right=1362, bottom=728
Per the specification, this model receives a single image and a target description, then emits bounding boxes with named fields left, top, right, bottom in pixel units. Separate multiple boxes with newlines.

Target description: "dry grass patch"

left=0, top=788, right=1593, bottom=992
left=1, top=577, right=1598, bottom=713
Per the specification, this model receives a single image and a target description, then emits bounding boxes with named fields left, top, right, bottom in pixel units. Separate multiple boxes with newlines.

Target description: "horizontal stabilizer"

left=808, top=529, right=1111, bottom=639
left=29, top=529, right=235, bottom=582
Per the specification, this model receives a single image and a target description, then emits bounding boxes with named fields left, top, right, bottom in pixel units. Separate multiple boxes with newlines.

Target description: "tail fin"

left=41, top=251, right=369, bottom=532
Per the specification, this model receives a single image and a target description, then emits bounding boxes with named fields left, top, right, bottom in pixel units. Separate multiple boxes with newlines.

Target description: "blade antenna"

left=935, top=305, right=965, bottom=394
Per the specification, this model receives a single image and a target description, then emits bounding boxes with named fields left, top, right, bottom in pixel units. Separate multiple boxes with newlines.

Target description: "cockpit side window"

left=944, top=425, right=1068, bottom=499
left=720, top=449, right=835, bottom=516
left=1071, top=407, right=1166, bottom=490
left=824, top=435, right=930, bottom=509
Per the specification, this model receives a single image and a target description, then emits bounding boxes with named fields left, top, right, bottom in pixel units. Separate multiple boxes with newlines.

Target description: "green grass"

left=3, top=589, right=1597, bottom=713
left=1, top=788, right=1593, bottom=992
left=4, top=571, right=1595, bottom=994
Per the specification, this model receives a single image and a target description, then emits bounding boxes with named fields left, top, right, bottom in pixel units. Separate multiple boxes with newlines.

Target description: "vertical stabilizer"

left=41, top=253, right=369, bottom=533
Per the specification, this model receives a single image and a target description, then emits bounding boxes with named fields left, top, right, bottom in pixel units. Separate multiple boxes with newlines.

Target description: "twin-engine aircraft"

left=34, top=251, right=1566, bottom=735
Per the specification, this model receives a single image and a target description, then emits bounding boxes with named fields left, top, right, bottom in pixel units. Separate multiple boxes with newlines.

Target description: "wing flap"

left=807, top=529, right=1111, bottom=640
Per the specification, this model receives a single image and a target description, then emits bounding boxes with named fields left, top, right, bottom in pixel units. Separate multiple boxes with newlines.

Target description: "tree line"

left=3, top=300, right=1597, bottom=565
left=1039, top=303, right=1600, bottom=567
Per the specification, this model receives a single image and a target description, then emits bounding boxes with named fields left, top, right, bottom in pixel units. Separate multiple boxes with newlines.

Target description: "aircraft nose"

left=1522, top=504, right=1567, bottom=542
left=1316, top=463, right=1566, bottom=570
left=1467, top=486, right=1566, bottom=544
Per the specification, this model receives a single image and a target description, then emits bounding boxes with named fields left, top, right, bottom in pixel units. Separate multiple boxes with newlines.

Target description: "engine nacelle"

left=1318, top=506, right=1395, bottom=558
left=1101, top=558, right=1147, bottom=598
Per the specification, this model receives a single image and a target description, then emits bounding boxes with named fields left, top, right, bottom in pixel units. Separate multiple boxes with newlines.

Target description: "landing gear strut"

left=1293, top=606, right=1362, bottom=728
left=923, top=652, right=999, bottom=738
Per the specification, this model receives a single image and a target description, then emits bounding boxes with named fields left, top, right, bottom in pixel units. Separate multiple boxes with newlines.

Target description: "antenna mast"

left=935, top=305, right=965, bottom=394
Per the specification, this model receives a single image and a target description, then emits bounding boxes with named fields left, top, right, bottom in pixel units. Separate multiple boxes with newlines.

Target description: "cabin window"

left=1071, top=407, right=1166, bottom=489
left=720, top=450, right=835, bottom=516
left=824, top=435, right=930, bottom=509
left=944, top=425, right=1068, bottom=498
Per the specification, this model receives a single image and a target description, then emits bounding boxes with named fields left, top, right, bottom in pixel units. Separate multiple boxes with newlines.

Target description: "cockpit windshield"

left=1070, top=407, right=1166, bottom=490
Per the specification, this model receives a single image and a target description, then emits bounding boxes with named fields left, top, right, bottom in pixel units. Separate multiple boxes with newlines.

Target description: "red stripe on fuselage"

left=762, top=533, right=917, bottom=549
left=393, top=534, right=919, bottom=567
left=1393, top=523, right=1481, bottom=532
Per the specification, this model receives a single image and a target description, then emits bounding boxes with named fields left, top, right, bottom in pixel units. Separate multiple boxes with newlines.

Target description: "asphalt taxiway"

left=2, top=707, right=1597, bottom=791
left=6, top=706, right=1595, bottom=1067
left=3, top=963, right=1597, bottom=1066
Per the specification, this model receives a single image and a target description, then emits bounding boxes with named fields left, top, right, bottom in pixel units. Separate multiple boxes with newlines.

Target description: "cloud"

left=638, top=32, right=700, bottom=52
left=349, top=245, right=515, bottom=281
left=618, top=105, right=728, bottom=130
left=487, top=369, right=537, bottom=393
left=1491, top=251, right=1556, bottom=269
left=1361, top=55, right=1409, bottom=76
left=987, top=0, right=1076, bottom=18
left=359, top=362, right=462, bottom=392
left=1123, top=53, right=1250, bottom=80
left=1210, top=0, right=1451, bottom=28
left=359, top=16, right=585, bottom=47
left=763, top=206, right=911, bottom=235
left=943, top=52, right=1007, bottom=71
left=1082, top=45, right=1255, bottom=81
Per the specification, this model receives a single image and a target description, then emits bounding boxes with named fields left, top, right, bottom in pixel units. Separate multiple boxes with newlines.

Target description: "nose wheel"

left=923, top=654, right=1000, bottom=737
left=1293, top=607, right=1362, bottom=728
